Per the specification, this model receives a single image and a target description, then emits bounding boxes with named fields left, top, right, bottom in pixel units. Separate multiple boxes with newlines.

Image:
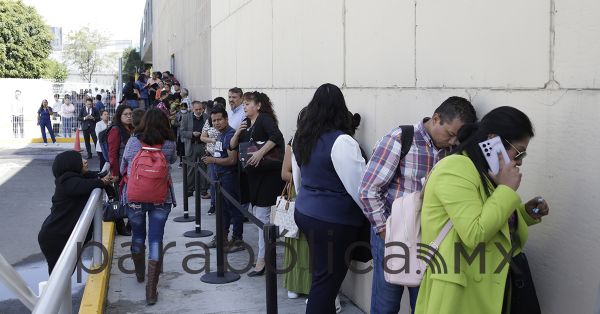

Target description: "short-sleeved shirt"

left=202, top=120, right=220, bottom=154
left=214, top=126, right=237, bottom=174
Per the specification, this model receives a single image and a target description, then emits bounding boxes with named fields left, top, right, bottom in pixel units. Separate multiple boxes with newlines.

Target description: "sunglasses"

left=504, top=139, right=527, bottom=161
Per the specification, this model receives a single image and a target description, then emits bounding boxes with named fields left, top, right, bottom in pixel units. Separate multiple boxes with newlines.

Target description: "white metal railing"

left=0, top=163, right=109, bottom=313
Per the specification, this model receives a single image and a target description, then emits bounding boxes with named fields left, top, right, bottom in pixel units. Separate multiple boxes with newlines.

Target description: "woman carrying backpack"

left=120, top=108, right=177, bottom=306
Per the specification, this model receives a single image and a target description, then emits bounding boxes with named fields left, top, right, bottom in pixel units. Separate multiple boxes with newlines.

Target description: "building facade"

left=142, top=1, right=600, bottom=313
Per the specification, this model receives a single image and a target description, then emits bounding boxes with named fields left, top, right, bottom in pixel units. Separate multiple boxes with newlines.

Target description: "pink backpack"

left=126, top=143, right=170, bottom=204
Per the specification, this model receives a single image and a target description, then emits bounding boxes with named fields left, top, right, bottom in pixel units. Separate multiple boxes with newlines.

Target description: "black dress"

left=238, top=114, right=285, bottom=207
left=38, top=171, right=104, bottom=274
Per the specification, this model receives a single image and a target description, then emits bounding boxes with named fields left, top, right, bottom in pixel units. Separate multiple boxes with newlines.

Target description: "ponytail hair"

left=243, top=91, right=279, bottom=126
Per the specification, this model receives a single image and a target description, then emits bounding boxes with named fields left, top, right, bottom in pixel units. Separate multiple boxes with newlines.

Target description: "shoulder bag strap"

left=398, top=125, right=414, bottom=160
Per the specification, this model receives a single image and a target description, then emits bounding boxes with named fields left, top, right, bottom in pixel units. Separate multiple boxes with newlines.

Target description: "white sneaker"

left=44, top=143, right=48, bottom=146
left=54, top=142, right=59, bottom=146
left=335, top=296, right=342, bottom=313
left=287, top=291, right=299, bottom=299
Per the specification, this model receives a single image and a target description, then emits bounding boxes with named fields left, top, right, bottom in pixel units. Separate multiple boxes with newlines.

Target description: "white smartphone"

left=478, top=136, right=510, bottom=175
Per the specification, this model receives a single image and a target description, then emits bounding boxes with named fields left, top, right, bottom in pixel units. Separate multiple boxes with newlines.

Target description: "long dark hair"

left=292, top=83, right=354, bottom=166
left=112, top=105, right=133, bottom=126
left=243, top=91, right=278, bottom=126
left=453, top=106, right=534, bottom=196
left=136, top=108, right=175, bottom=145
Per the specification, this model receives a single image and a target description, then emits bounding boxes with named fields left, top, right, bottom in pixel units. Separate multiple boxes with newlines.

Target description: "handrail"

left=0, top=253, right=38, bottom=310
left=31, top=163, right=109, bottom=314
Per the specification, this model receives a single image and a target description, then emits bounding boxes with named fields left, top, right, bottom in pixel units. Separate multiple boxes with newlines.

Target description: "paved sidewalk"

left=106, top=169, right=364, bottom=314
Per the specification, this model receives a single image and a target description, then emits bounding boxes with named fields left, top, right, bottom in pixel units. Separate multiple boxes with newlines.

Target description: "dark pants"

left=295, top=210, right=361, bottom=314
left=209, top=164, right=216, bottom=207
left=217, top=170, right=243, bottom=239
left=38, top=229, right=91, bottom=275
left=83, top=128, right=97, bottom=156
left=40, top=119, right=56, bottom=143
left=97, top=152, right=106, bottom=171
left=186, top=143, right=209, bottom=194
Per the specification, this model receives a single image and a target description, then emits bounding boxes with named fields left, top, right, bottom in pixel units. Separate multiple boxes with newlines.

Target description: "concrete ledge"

left=78, top=221, right=115, bottom=314
left=30, top=137, right=81, bottom=143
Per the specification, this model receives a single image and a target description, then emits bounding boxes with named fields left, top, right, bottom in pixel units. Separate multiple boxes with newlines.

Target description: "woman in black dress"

left=38, top=151, right=114, bottom=274
left=230, top=91, right=285, bottom=276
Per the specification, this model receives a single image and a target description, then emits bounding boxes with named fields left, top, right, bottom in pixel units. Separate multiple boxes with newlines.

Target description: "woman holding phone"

left=416, top=106, right=550, bottom=314
left=230, top=91, right=285, bottom=276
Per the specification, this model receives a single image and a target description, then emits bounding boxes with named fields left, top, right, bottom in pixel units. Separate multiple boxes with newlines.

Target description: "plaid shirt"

left=359, top=118, right=452, bottom=233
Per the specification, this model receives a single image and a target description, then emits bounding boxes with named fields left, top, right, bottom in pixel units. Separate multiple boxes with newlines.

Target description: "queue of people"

left=37, top=76, right=550, bottom=313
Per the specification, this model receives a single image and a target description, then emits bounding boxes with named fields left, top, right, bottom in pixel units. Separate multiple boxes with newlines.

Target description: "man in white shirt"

left=51, top=94, right=62, bottom=136
left=11, top=90, right=24, bottom=138
left=227, top=87, right=245, bottom=130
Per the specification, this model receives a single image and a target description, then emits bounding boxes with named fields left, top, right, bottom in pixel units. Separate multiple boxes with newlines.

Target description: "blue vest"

left=296, top=130, right=364, bottom=226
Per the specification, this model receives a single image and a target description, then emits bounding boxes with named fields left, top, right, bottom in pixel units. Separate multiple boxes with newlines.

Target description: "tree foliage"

left=122, top=47, right=142, bottom=82
left=0, top=0, right=53, bottom=78
left=62, top=26, right=109, bottom=83
left=42, top=59, right=68, bottom=82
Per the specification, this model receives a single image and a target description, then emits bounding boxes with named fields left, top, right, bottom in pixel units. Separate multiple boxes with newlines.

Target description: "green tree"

left=0, top=0, right=53, bottom=78
left=62, top=26, right=109, bottom=84
left=42, top=59, right=68, bottom=82
left=122, top=47, right=142, bottom=82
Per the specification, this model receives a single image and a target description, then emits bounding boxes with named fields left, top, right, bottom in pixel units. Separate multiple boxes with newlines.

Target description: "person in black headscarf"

left=38, top=151, right=115, bottom=274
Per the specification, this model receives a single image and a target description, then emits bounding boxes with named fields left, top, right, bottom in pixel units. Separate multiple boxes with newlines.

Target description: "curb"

left=78, top=221, right=115, bottom=314
left=30, top=137, right=81, bottom=143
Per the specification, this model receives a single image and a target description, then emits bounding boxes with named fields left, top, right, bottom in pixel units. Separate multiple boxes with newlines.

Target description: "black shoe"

left=207, top=236, right=229, bottom=249
left=207, top=206, right=215, bottom=215
left=186, top=191, right=193, bottom=197
left=200, top=192, right=211, bottom=199
left=87, top=154, right=93, bottom=159
left=247, top=267, right=265, bottom=277
left=115, top=219, right=131, bottom=236
left=226, top=238, right=246, bottom=253
left=243, top=217, right=250, bottom=223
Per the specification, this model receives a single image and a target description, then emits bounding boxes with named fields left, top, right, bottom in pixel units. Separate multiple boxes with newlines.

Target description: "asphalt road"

left=0, top=143, right=97, bottom=314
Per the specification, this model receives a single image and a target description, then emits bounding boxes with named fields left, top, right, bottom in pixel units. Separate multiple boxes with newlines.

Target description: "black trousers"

left=294, top=210, right=361, bottom=314
left=83, top=128, right=98, bottom=156
left=38, top=231, right=69, bottom=275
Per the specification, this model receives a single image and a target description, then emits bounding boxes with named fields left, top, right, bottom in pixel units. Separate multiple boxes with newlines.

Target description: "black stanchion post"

left=264, top=223, right=279, bottom=314
left=174, top=158, right=195, bottom=222
left=184, top=162, right=213, bottom=238
left=201, top=180, right=241, bottom=284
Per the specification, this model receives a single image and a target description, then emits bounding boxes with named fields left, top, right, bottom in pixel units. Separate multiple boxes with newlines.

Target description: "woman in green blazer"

left=415, top=106, right=550, bottom=314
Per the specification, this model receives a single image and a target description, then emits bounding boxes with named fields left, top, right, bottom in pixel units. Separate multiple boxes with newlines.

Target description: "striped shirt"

left=359, top=118, right=452, bottom=233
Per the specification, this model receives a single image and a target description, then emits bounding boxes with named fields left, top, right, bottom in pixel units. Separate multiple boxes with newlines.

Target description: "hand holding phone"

left=479, top=136, right=510, bottom=175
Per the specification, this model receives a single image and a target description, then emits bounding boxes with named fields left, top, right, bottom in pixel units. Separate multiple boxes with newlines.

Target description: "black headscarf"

left=52, top=151, right=83, bottom=178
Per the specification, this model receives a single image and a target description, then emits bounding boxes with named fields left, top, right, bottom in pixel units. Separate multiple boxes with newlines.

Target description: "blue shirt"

left=213, top=126, right=237, bottom=174
left=38, top=107, right=52, bottom=121
left=95, top=101, right=105, bottom=112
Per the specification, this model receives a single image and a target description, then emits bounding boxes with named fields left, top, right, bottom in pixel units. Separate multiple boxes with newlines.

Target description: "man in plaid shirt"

left=359, top=97, right=477, bottom=314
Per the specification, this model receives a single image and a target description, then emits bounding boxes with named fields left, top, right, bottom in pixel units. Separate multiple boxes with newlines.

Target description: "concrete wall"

left=152, top=0, right=212, bottom=100
left=152, top=0, right=600, bottom=312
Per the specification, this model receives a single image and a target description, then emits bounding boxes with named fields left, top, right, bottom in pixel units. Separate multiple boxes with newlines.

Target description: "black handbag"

left=103, top=198, right=128, bottom=221
left=239, top=122, right=283, bottom=172
left=508, top=252, right=541, bottom=314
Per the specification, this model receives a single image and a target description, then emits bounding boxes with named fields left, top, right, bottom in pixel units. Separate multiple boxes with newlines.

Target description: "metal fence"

left=0, top=163, right=109, bottom=313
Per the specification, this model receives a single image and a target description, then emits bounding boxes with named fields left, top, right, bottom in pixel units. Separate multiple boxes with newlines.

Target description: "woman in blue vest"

left=292, top=83, right=367, bottom=313
left=38, top=99, right=57, bottom=146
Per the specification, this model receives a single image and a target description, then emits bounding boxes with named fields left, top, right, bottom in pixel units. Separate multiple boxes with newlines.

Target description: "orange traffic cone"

left=74, top=129, right=81, bottom=152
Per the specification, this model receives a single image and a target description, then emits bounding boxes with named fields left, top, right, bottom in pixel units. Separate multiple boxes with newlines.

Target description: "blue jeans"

left=217, top=170, right=243, bottom=239
left=40, top=119, right=56, bottom=143
left=127, top=203, right=172, bottom=260
left=371, top=229, right=419, bottom=314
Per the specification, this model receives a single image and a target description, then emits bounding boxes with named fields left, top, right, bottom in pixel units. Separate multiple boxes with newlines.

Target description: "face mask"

left=181, top=109, right=188, bottom=113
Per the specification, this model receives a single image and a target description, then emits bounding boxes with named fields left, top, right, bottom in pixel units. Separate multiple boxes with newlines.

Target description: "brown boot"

left=146, top=260, right=160, bottom=305
left=131, top=251, right=145, bottom=283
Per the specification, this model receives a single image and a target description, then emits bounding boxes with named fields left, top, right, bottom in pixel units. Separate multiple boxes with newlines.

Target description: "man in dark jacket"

left=79, top=98, right=100, bottom=159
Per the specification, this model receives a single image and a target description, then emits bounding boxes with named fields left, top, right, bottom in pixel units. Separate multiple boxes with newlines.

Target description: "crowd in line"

left=36, top=72, right=551, bottom=313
